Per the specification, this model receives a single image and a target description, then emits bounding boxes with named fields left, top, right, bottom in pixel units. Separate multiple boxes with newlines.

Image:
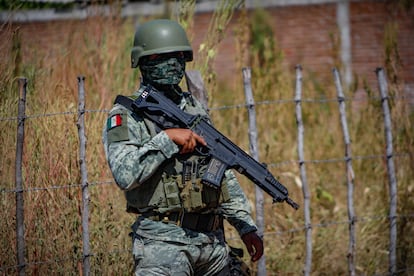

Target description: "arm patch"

left=106, top=112, right=129, bottom=143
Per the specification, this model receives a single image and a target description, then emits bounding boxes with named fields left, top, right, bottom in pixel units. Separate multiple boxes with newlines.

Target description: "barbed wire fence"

left=1, top=66, right=413, bottom=275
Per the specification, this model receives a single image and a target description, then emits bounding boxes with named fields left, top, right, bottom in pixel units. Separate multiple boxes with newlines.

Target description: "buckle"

left=158, top=212, right=182, bottom=225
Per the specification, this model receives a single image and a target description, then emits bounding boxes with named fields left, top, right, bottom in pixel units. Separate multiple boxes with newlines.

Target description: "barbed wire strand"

left=0, top=152, right=410, bottom=194
left=1, top=93, right=413, bottom=122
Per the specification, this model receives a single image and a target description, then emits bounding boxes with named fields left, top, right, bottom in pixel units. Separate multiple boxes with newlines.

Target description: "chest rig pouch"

left=118, top=91, right=230, bottom=214
left=176, top=155, right=230, bottom=212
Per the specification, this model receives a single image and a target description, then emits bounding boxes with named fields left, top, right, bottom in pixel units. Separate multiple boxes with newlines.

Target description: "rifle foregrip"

left=266, top=174, right=300, bottom=210
left=266, top=174, right=288, bottom=195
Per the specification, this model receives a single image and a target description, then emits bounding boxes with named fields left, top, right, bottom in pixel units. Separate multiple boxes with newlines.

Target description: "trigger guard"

left=195, top=146, right=209, bottom=156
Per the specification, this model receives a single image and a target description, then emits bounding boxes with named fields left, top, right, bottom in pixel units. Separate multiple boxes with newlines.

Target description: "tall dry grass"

left=1, top=2, right=413, bottom=275
left=1, top=13, right=138, bottom=274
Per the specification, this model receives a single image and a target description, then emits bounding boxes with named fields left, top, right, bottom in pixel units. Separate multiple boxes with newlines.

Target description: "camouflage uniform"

left=103, top=18, right=259, bottom=275
left=103, top=84, right=257, bottom=275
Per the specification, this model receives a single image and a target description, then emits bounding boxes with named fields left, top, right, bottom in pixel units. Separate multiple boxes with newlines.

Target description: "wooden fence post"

left=336, top=0, right=352, bottom=87
left=376, top=68, right=398, bottom=275
left=77, top=76, right=91, bottom=275
left=185, top=70, right=209, bottom=111
left=333, top=68, right=356, bottom=276
left=242, top=67, right=266, bottom=276
left=294, top=65, right=312, bottom=276
left=15, top=77, right=27, bottom=276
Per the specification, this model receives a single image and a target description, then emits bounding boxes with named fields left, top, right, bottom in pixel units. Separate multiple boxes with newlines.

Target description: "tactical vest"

left=120, top=88, right=230, bottom=214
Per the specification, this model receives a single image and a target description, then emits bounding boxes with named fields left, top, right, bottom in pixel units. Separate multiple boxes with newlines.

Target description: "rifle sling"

left=114, top=95, right=161, bottom=136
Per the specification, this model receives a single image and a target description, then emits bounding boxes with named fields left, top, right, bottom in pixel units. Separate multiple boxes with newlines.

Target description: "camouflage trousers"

left=131, top=220, right=230, bottom=275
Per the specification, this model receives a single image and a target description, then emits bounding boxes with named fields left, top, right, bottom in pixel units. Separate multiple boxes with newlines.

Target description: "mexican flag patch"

left=106, top=113, right=129, bottom=143
left=107, top=114, right=123, bottom=130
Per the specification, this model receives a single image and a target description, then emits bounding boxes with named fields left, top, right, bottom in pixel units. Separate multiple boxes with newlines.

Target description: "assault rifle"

left=118, top=86, right=299, bottom=210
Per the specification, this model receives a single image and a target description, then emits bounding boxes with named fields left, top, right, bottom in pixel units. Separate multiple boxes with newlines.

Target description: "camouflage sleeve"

left=219, top=170, right=258, bottom=236
left=103, top=105, right=179, bottom=190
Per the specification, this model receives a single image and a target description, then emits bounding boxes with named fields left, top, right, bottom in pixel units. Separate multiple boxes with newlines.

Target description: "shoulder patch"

left=106, top=112, right=129, bottom=143
left=107, top=114, right=123, bottom=130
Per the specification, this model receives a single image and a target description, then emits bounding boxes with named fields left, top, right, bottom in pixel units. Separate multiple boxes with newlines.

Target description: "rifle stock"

left=131, top=86, right=299, bottom=210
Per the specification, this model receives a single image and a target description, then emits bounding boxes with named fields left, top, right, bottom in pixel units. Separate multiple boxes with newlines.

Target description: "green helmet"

left=131, top=19, right=193, bottom=68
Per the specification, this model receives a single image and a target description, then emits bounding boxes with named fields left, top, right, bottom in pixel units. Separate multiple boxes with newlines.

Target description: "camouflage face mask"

left=140, top=56, right=186, bottom=85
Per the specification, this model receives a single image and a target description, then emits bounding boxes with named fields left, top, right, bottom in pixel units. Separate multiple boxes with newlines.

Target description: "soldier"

left=103, top=19, right=263, bottom=275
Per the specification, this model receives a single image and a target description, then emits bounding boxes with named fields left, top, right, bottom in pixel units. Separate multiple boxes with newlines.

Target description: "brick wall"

left=4, top=1, right=414, bottom=92
left=191, top=2, right=414, bottom=91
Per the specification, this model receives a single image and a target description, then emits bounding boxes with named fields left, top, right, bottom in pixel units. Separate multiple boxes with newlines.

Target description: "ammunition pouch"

left=177, top=156, right=230, bottom=213
left=125, top=157, right=230, bottom=214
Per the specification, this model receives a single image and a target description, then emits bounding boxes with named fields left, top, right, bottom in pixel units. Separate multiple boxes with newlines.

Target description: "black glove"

left=241, top=231, right=264, bottom=262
